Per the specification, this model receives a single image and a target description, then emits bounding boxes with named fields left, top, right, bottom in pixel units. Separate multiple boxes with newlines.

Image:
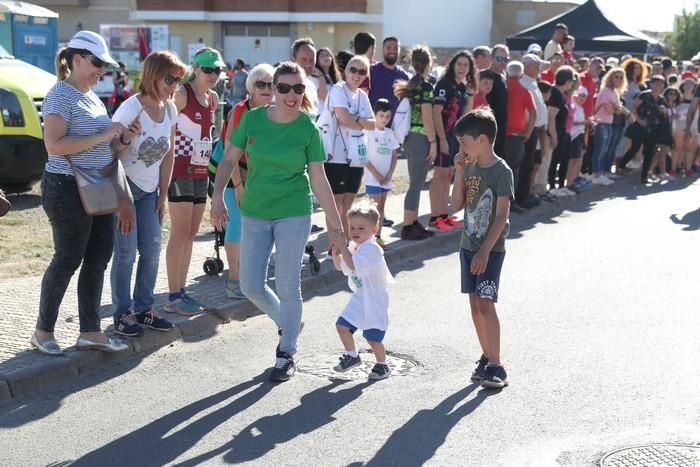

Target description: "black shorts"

left=168, top=177, right=208, bottom=204
left=434, top=136, right=458, bottom=168
left=324, top=163, right=364, bottom=195
left=460, top=248, right=506, bottom=302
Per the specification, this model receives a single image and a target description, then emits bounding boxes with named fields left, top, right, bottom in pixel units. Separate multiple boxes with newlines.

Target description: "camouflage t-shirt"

left=459, top=158, right=514, bottom=252
left=409, top=80, right=434, bottom=135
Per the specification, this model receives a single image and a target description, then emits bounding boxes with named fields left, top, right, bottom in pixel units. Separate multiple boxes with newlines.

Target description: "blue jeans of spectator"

left=605, top=124, right=625, bottom=172
left=111, top=179, right=161, bottom=320
left=592, top=123, right=613, bottom=173
left=37, top=171, right=114, bottom=332
left=240, top=214, right=311, bottom=355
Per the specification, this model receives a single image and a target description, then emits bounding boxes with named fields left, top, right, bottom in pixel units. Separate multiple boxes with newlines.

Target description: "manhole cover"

left=600, top=444, right=700, bottom=467
left=297, top=350, right=421, bottom=380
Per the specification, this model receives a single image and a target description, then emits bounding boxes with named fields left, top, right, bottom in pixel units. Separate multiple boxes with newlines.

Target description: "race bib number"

left=191, top=140, right=212, bottom=166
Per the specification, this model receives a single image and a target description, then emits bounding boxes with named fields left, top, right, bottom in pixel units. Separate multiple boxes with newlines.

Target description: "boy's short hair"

left=478, top=69, right=495, bottom=82
left=373, top=98, right=392, bottom=113
left=353, top=32, right=376, bottom=55
left=454, top=108, right=497, bottom=144
left=347, top=200, right=380, bottom=225
left=554, top=65, right=577, bottom=86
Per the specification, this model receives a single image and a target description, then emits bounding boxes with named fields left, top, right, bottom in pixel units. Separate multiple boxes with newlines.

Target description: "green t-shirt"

left=230, top=106, right=326, bottom=219
left=459, top=158, right=514, bottom=252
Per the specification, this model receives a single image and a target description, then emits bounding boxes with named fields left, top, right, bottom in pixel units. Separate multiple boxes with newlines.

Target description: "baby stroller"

left=202, top=138, right=321, bottom=276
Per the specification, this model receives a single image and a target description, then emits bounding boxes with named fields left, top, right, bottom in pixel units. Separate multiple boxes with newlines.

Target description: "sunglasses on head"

left=164, top=74, right=182, bottom=86
left=275, top=83, right=306, bottom=95
left=81, top=54, right=107, bottom=69
left=254, top=80, right=273, bottom=90
left=201, top=66, right=223, bottom=75
left=348, top=66, right=368, bottom=76
left=494, top=56, right=510, bottom=63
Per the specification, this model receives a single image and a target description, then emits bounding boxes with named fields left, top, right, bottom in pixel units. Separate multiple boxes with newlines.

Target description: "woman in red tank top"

left=164, top=48, right=224, bottom=315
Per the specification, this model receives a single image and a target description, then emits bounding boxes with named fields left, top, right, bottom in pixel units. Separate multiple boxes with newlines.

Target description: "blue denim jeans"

left=606, top=125, right=625, bottom=172
left=240, top=214, right=311, bottom=355
left=592, top=123, right=612, bottom=173
left=37, top=172, right=114, bottom=332
left=110, top=179, right=162, bottom=319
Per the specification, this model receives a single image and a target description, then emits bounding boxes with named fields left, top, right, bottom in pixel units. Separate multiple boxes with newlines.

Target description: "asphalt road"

left=1, top=179, right=699, bottom=467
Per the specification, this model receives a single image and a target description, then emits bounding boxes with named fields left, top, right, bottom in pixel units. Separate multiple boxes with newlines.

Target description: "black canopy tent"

left=506, top=0, right=663, bottom=55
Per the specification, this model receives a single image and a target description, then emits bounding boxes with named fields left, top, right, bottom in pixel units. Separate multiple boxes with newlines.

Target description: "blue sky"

left=559, top=0, right=695, bottom=32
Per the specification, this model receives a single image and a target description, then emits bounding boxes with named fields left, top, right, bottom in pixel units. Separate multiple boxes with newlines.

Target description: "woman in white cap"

left=32, top=30, right=131, bottom=355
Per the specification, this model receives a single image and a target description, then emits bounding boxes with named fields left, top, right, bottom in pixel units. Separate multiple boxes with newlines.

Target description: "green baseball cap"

left=192, top=49, right=225, bottom=68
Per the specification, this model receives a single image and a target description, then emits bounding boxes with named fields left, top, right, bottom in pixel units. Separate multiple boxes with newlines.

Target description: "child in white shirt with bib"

left=332, top=201, right=394, bottom=380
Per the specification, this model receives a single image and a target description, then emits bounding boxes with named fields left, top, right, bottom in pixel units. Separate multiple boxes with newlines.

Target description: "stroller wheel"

left=203, top=258, right=220, bottom=276
left=216, top=258, right=225, bottom=274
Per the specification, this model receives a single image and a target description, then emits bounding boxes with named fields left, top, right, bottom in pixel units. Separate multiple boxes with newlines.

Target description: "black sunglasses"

left=275, top=83, right=306, bottom=95
left=164, top=74, right=182, bottom=85
left=81, top=54, right=107, bottom=69
left=254, top=80, right=273, bottom=90
left=348, top=66, right=368, bottom=76
left=494, top=56, right=510, bottom=63
left=201, top=67, right=223, bottom=75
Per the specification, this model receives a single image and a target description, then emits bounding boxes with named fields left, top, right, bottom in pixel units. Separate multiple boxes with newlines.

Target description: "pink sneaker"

left=432, top=216, right=454, bottom=232
left=444, top=215, right=463, bottom=228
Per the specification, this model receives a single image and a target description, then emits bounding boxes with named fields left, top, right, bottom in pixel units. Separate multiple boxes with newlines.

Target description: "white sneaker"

left=601, top=175, right=615, bottom=185
left=607, top=172, right=621, bottom=179
left=592, top=176, right=609, bottom=185
left=562, top=187, right=577, bottom=196
left=553, top=188, right=569, bottom=197
left=629, top=160, right=642, bottom=169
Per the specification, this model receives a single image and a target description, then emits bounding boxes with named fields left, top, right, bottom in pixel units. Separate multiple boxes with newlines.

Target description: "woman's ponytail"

left=55, top=47, right=70, bottom=81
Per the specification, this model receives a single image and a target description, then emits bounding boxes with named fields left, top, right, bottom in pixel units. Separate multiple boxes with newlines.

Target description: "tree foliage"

left=667, top=7, right=700, bottom=59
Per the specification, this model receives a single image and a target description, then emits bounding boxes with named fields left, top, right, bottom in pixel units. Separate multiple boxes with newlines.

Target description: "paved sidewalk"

left=0, top=169, right=681, bottom=401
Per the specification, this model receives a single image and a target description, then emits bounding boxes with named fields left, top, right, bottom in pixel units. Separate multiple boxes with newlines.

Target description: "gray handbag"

left=68, top=145, right=133, bottom=216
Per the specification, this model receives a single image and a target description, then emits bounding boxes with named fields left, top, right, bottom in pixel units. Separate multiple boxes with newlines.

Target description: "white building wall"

left=382, top=0, right=492, bottom=48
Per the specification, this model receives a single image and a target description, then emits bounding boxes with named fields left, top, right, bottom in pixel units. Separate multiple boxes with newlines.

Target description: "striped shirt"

left=42, top=81, right=112, bottom=175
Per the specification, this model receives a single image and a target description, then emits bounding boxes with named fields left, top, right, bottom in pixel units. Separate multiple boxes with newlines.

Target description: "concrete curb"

left=0, top=178, right=628, bottom=401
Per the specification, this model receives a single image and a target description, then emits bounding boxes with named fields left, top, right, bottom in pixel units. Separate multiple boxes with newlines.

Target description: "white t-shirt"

left=364, top=127, right=399, bottom=189
left=569, top=102, right=586, bottom=140
left=305, top=76, right=320, bottom=118
left=112, top=95, right=178, bottom=192
left=339, top=239, right=394, bottom=331
left=327, top=81, right=373, bottom=164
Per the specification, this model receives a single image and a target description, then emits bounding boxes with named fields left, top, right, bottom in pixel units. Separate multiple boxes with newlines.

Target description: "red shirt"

left=473, top=93, right=489, bottom=110
left=505, top=78, right=535, bottom=136
left=540, top=68, right=555, bottom=84
left=579, top=71, right=598, bottom=118
left=173, top=83, right=216, bottom=179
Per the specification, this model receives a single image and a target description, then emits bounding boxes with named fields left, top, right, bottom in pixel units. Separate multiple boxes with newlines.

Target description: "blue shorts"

left=460, top=248, right=506, bottom=302
left=336, top=316, right=386, bottom=343
left=366, top=185, right=391, bottom=195
left=223, top=187, right=242, bottom=242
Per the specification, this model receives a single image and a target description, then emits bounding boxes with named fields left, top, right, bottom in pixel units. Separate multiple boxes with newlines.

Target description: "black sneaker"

left=334, top=353, right=362, bottom=372
left=136, top=308, right=173, bottom=332
left=383, top=217, right=395, bottom=227
left=413, top=220, right=435, bottom=237
left=481, top=365, right=508, bottom=389
left=114, top=312, right=144, bottom=337
left=368, top=363, right=391, bottom=380
left=269, top=351, right=295, bottom=382
left=401, top=223, right=430, bottom=240
left=470, top=354, right=488, bottom=382
left=310, top=224, right=324, bottom=233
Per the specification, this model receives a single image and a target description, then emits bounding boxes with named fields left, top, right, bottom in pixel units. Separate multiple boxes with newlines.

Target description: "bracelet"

left=119, top=135, right=131, bottom=146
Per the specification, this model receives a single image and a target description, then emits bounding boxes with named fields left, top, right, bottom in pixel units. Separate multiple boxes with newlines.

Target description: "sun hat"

left=574, top=86, right=588, bottom=97
left=522, top=53, right=547, bottom=66
left=527, top=43, right=543, bottom=54
left=67, top=30, right=117, bottom=66
left=192, top=49, right=225, bottom=68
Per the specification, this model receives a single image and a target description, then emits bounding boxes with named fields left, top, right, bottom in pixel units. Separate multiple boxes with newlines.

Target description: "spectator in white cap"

left=527, top=43, right=543, bottom=57
left=515, top=54, right=549, bottom=209
left=606, top=57, right=619, bottom=68
left=32, top=30, right=130, bottom=356
left=503, top=60, right=536, bottom=213
left=473, top=45, right=492, bottom=71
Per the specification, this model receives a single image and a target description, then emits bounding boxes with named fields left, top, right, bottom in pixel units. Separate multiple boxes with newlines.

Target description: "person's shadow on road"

left=350, top=383, right=498, bottom=466
left=69, top=371, right=274, bottom=467
left=670, top=207, right=700, bottom=231
left=171, top=379, right=372, bottom=466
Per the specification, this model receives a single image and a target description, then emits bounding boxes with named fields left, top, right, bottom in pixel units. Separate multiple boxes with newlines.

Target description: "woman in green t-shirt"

left=211, top=62, right=347, bottom=382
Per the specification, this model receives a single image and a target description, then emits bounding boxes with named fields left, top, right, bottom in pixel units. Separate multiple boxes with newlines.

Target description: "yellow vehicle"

left=0, top=43, right=55, bottom=191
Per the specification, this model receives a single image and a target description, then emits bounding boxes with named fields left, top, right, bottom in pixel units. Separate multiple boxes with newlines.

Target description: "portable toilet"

left=0, top=1, right=58, bottom=73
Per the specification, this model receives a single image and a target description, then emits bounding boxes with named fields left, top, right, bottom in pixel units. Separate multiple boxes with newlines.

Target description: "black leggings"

left=618, top=130, right=657, bottom=182
left=548, top=134, right=570, bottom=189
